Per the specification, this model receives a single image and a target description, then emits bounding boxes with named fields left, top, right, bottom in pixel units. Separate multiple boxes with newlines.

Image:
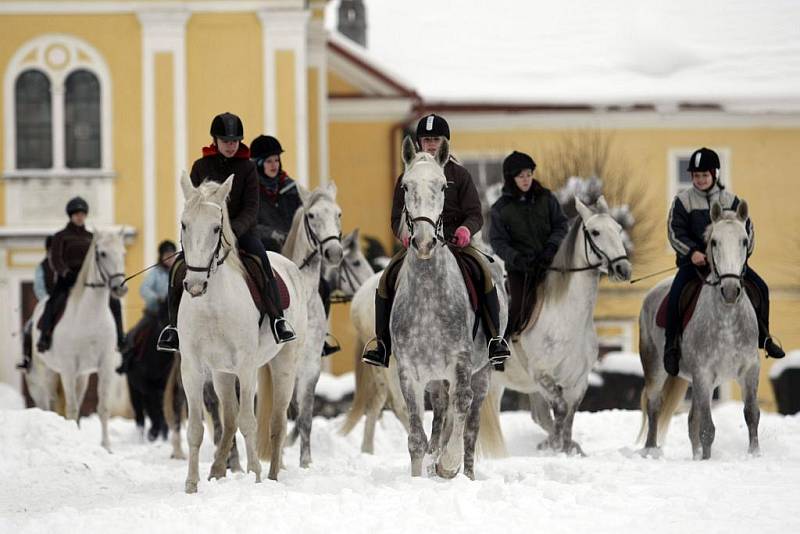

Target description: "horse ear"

left=402, top=136, right=416, bottom=168
left=435, top=138, right=450, bottom=167
left=342, top=228, right=360, bottom=252
left=595, top=195, right=609, bottom=213
left=298, top=185, right=312, bottom=206
left=575, top=197, right=594, bottom=221
left=710, top=201, right=723, bottom=222
left=325, top=180, right=338, bottom=199
left=736, top=200, right=749, bottom=222
left=180, top=171, right=195, bottom=199
left=215, top=174, right=234, bottom=203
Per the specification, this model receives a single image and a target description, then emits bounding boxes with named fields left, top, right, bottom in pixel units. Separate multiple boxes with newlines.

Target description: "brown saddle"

left=656, top=277, right=702, bottom=330
left=239, top=251, right=290, bottom=316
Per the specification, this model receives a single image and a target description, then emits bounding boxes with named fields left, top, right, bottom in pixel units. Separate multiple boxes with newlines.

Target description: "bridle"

left=85, top=245, right=126, bottom=289
left=182, top=201, right=232, bottom=282
left=403, top=206, right=445, bottom=248
left=298, top=210, right=342, bottom=270
left=702, top=233, right=747, bottom=287
left=549, top=221, right=629, bottom=274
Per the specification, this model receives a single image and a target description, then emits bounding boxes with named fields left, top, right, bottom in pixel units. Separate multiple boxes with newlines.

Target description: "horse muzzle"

left=184, top=279, right=208, bottom=298
left=322, top=241, right=344, bottom=266
left=609, top=259, right=632, bottom=282
left=411, top=236, right=436, bottom=260
left=720, top=277, right=742, bottom=304
left=110, top=283, right=129, bottom=299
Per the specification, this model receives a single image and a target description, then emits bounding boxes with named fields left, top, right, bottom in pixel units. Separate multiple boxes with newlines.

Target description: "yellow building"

left=1, top=0, right=798, bottom=411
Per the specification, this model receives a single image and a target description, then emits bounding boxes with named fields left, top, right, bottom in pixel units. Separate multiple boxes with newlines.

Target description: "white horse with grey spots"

left=638, top=201, right=759, bottom=460
left=177, top=173, right=307, bottom=493
left=27, top=230, right=128, bottom=451
left=392, top=136, right=503, bottom=479
left=479, top=196, right=632, bottom=455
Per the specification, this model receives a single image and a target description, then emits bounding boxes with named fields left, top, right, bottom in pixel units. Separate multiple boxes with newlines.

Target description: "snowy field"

left=2, top=386, right=799, bottom=534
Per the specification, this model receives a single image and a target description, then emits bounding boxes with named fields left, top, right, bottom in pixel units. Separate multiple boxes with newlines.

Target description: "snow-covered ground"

left=2, top=391, right=799, bottom=534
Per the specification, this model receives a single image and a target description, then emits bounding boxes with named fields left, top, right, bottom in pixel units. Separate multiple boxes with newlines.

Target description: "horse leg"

left=237, top=372, right=262, bottom=483
left=61, top=372, right=80, bottom=423
left=294, top=371, right=320, bottom=468
left=204, top=380, right=242, bottom=472
left=740, top=365, right=761, bottom=455
left=690, top=378, right=715, bottom=460
left=209, top=372, right=239, bottom=481
left=127, top=373, right=146, bottom=438
left=642, top=378, right=664, bottom=454
left=397, top=363, right=427, bottom=477
left=181, top=362, right=205, bottom=493
left=463, top=365, right=491, bottom=480
left=267, top=355, right=297, bottom=481
left=362, top=369, right=389, bottom=454
left=427, top=381, right=449, bottom=457
left=169, top=360, right=187, bottom=460
left=437, top=355, right=473, bottom=479
left=96, top=355, right=117, bottom=452
left=548, top=393, right=568, bottom=452
left=561, top=400, right=585, bottom=456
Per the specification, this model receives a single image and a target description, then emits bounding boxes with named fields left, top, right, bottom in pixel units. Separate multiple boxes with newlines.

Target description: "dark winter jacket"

left=489, top=181, right=568, bottom=272
left=190, top=143, right=259, bottom=238
left=50, top=222, right=93, bottom=276
left=668, top=183, right=754, bottom=266
left=390, top=157, right=483, bottom=240
left=255, top=170, right=302, bottom=252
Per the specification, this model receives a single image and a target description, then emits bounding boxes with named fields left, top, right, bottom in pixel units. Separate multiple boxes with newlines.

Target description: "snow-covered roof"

left=769, top=350, right=800, bottom=379
left=326, top=0, right=800, bottom=112
left=596, top=351, right=644, bottom=377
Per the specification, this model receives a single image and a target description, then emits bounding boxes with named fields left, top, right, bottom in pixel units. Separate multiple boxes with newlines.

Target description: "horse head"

left=93, top=230, right=128, bottom=298
left=298, top=181, right=344, bottom=266
left=400, top=135, right=449, bottom=260
left=706, top=200, right=750, bottom=304
left=575, top=196, right=632, bottom=281
left=180, top=171, right=235, bottom=297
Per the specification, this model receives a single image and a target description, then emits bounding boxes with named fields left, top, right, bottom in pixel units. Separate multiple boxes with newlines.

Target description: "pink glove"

left=452, top=226, right=471, bottom=248
left=402, top=235, right=410, bottom=248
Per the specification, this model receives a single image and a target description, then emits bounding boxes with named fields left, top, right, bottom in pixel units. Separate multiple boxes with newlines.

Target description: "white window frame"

left=3, top=34, right=113, bottom=177
left=459, top=154, right=505, bottom=191
left=667, top=147, right=732, bottom=208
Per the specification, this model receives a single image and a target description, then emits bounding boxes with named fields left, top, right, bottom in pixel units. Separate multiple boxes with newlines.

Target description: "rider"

left=489, top=151, right=568, bottom=338
left=361, top=113, right=511, bottom=369
left=17, top=236, right=56, bottom=370
left=664, top=147, right=784, bottom=376
left=36, top=197, right=126, bottom=353
left=116, top=240, right=177, bottom=374
left=157, top=113, right=296, bottom=352
left=250, top=134, right=339, bottom=356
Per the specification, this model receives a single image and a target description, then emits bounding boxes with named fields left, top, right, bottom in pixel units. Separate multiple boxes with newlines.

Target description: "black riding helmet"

left=415, top=114, right=450, bottom=142
left=250, top=135, right=284, bottom=160
left=210, top=112, right=244, bottom=141
left=687, top=147, right=720, bottom=178
left=66, top=196, right=89, bottom=216
left=158, top=240, right=177, bottom=257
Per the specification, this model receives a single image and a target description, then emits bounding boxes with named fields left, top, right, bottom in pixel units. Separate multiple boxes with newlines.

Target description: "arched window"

left=14, top=70, right=53, bottom=169
left=64, top=70, right=101, bottom=168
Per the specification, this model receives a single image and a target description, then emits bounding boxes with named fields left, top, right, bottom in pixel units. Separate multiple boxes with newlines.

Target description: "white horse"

left=177, top=173, right=307, bottom=493
left=479, top=196, right=632, bottom=455
left=392, top=137, right=503, bottom=479
left=280, top=182, right=343, bottom=468
left=28, top=230, right=128, bottom=450
left=638, top=201, right=759, bottom=459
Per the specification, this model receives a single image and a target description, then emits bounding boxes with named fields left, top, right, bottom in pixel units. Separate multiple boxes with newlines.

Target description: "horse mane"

left=544, top=216, right=583, bottom=303
left=70, top=235, right=97, bottom=301
left=187, top=180, right=244, bottom=275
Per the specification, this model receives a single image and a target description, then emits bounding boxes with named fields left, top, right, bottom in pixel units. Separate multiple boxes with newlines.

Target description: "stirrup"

left=488, top=336, right=510, bottom=364
left=764, top=335, right=785, bottom=358
left=271, top=317, right=297, bottom=344
left=361, top=338, right=389, bottom=367
left=322, top=333, right=341, bottom=357
left=156, top=326, right=180, bottom=353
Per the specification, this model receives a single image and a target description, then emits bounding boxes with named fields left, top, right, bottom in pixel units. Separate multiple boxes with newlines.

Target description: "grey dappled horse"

left=392, top=136, right=503, bottom=479
left=638, top=201, right=759, bottom=460
left=480, top=196, right=632, bottom=455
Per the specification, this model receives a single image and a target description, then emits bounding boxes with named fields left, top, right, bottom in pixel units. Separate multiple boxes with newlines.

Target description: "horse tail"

left=656, top=376, right=689, bottom=443
left=339, top=353, right=374, bottom=436
left=477, top=380, right=507, bottom=458
left=256, top=363, right=274, bottom=460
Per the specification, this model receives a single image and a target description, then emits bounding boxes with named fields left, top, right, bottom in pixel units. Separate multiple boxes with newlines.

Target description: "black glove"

left=537, top=243, right=559, bottom=268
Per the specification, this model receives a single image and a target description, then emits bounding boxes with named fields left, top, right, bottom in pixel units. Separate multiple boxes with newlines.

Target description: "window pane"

left=65, top=70, right=101, bottom=168
left=462, top=161, right=480, bottom=184
left=15, top=70, right=52, bottom=169
left=484, top=159, right=503, bottom=186
left=677, top=157, right=693, bottom=184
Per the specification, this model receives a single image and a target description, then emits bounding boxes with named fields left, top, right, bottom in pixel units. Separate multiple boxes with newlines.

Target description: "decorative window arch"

left=3, top=34, right=113, bottom=175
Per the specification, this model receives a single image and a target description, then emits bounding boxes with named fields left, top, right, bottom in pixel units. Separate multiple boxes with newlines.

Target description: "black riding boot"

left=17, top=321, right=33, bottom=370
left=36, top=292, right=67, bottom=353
left=663, top=334, right=681, bottom=377
left=483, top=286, right=510, bottom=371
left=265, top=273, right=296, bottom=344
left=361, top=292, right=391, bottom=367
left=110, top=298, right=126, bottom=351
left=157, top=259, right=184, bottom=353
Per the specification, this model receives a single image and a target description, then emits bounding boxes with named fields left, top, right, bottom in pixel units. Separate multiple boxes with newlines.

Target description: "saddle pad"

left=240, top=251, right=290, bottom=312
left=454, top=254, right=480, bottom=312
left=656, top=278, right=702, bottom=330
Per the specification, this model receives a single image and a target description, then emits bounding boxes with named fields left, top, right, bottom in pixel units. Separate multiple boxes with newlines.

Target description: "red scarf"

left=260, top=171, right=288, bottom=203
left=201, top=143, right=251, bottom=159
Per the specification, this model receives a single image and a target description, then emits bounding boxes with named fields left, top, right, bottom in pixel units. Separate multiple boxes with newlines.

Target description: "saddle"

left=656, top=277, right=702, bottom=330
left=239, top=251, right=290, bottom=316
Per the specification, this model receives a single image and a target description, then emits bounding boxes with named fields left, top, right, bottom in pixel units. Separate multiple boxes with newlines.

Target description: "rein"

left=548, top=222, right=629, bottom=274
left=298, top=212, right=342, bottom=271
left=122, top=251, right=181, bottom=286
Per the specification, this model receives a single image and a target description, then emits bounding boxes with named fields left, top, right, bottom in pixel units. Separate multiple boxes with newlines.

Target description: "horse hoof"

left=639, top=447, right=663, bottom=459
left=566, top=442, right=586, bottom=457
left=435, top=462, right=460, bottom=479
left=464, top=468, right=475, bottom=481
left=208, top=465, right=227, bottom=480
left=748, top=447, right=761, bottom=457
left=229, top=463, right=243, bottom=474
left=536, top=440, right=551, bottom=451
left=171, top=452, right=186, bottom=460
left=185, top=481, right=198, bottom=494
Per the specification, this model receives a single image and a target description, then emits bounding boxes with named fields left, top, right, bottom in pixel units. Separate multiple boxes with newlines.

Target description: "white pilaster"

left=258, top=8, right=310, bottom=187
left=308, top=2, right=329, bottom=184
left=137, top=10, right=189, bottom=266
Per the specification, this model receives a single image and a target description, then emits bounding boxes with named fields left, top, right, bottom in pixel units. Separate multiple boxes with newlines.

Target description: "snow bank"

left=2, top=404, right=800, bottom=533
left=596, top=351, right=644, bottom=376
left=315, top=371, right=355, bottom=401
left=0, top=382, right=24, bottom=410
left=769, top=350, right=800, bottom=379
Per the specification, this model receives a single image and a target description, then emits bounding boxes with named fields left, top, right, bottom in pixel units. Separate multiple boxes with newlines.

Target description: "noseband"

left=404, top=207, right=445, bottom=247
left=183, top=201, right=232, bottom=282
left=704, top=237, right=746, bottom=287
